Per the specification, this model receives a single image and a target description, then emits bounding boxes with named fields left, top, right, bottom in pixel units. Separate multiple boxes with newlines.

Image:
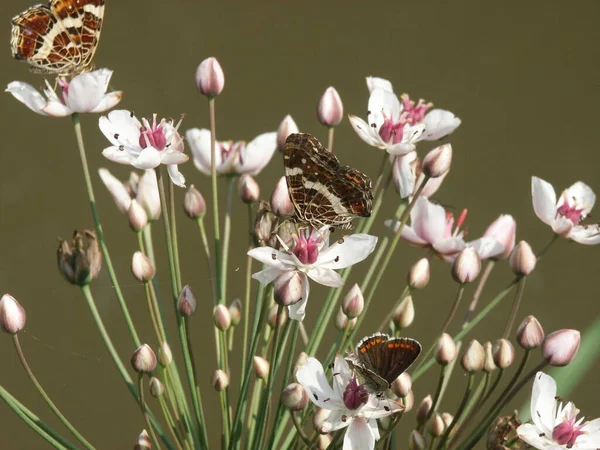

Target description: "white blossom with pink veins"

left=532, top=176, right=600, bottom=245
left=186, top=128, right=277, bottom=176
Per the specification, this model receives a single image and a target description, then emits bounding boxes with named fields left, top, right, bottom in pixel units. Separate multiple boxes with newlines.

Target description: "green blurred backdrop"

left=0, top=1, right=599, bottom=448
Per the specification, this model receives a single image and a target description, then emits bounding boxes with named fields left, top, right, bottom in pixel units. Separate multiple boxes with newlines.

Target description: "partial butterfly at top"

left=11, top=0, right=105, bottom=75
left=283, top=133, right=374, bottom=230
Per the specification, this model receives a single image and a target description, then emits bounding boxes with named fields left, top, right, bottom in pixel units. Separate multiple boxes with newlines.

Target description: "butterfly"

left=11, top=0, right=105, bottom=75
left=345, top=332, right=421, bottom=393
left=283, top=133, right=374, bottom=230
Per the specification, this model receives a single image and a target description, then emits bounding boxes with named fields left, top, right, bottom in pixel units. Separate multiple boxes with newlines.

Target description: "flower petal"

left=90, top=91, right=123, bottom=113
left=288, top=276, right=310, bottom=321
left=186, top=128, right=213, bottom=175
left=161, top=152, right=189, bottom=165
left=531, top=177, right=557, bottom=226
left=432, top=237, right=466, bottom=260
left=332, top=356, right=352, bottom=399
left=237, top=132, right=277, bottom=175
left=306, top=267, right=343, bottom=287
left=5, top=81, right=48, bottom=115
left=516, top=423, right=555, bottom=449
left=421, top=109, right=461, bottom=141
left=247, top=247, right=294, bottom=270
left=467, top=237, right=504, bottom=260
left=296, top=357, right=343, bottom=410
left=132, top=147, right=162, bottom=169
left=565, top=181, right=596, bottom=218
left=102, top=146, right=134, bottom=165
left=323, top=410, right=351, bottom=433
left=344, top=417, right=376, bottom=450
left=578, top=418, right=600, bottom=447
left=411, top=197, right=447, bottom=244
left=251, top=266, right=283, bottom=285
left=569, top=225, right=600, bottom=245
left=366, top=76, right=393, bottom=94
left=41, top=100, right=72, bottom=117
left=99, top=110, right=143, bottom=148
left=392, top=153, right=417, bottom=198
left=368, top=88, right=402, bottom=130
left=167, top=164, right=186, bottom=188
left=348, top=115, right=384, bottom=148
left=318, top=234, right=378, bottom=269
left=530, top=372, right=557, bottom=436
left=65, top=69, right=109, bottom=112
left=98, top=168, right=132, bottom=213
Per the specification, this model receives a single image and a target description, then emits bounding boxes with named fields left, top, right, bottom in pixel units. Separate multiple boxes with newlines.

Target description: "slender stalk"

left=169, top=180, right=182, bottom=290
left=463, top=260, right=495, bottom=327
left=377, top=286, right=411, bottom=332
left=208, top=97, right=223, bottom=304
left=138, top=375, right=163, bottom=450
left=290, top=412, right=311, bottom=446
left=145, top=282, right=166, bottom=344
left=241, top=206, right=254, bottom=377
left=425, top=366, right=448, bottom=426
left=327, top=126, right=335, bottom=152
left=221, top=175, right=236, bottom=303
left=440, top=285, right=466, bottom=335
left=157, top=395, right=185, bottom=450
left=502, top=276, right=527, bottom=339
left=196, top=218, right=217, bottom=305
left=12, top=336, right=94, bottom=449
left=436, top=373, right=475, bottom=449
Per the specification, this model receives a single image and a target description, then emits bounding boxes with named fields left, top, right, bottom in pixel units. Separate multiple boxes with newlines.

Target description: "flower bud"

left=295, top=352, right=309, bottom=373
left=273, top=271, right=305, bottom=307
left=435, top=333, right=457, bottom=366
left=428, top=413, right=445, bottom=437
left=422, top=144, right=452, bottom=178
left=98, top=168, right=131, bottom=214
left=213, top=304, right=231, bottom=331
left=402, top=390, right=414, bottom=412
left=131, top=344, right=157, bottom=373
left=158, top=342, right=173, bottom=367
left=229, top=298, right=242, bottom=326
left=313, top=407, right=331, bottom=432
left=516, top=315, right=544, bottom=349
left=137, top=170, right=160, bottom=221
left=492, top=339, right=515, bottom=369
left=132, top=251, right=155, bottom=282
left=510, top=241, right=536, bottom=276
left=253, top=356, right=270, bottom=380
left=267, top=304, right=288, bottom=329
left=391, top=372, right=412, bottom=398
left=483, top=342, right=497, bottom=373
left=483, top=215, right=516, bottom=260
left=0, top=294, right=26, bottom=334
left=334, top=307, right=348, bottom=330
left=149, top=377, right=164, bottom=397
left=461, top=340, right=485, bottom=373
left=134, top=430, right=151, bottom=450
left=393, top=296, right=415, bottom=329
left=452, top=247, right=481, bottom=284
left=238, top=175, right=260, bottom=204
left=416, top=395, right=433, bottom=426
left=270, top=176, right=294, bottom=217
left=212, top=369, right=229, bottom=391
left=342, top=284, right=364, bottom=318
left=542, top=329, right=580, bottom=366
left=276, top=115, right=299, bottom=151
left=281, top=382, right=309, bottom=411
left=184, top=185, right=206, bottom=219
left=253, top=201, right=277, bottom=245
left=178, top=285, right=197, bottom=317
left=441, top=412, right=454, bottom=430
left=195, top=57, right=224, bottom=97
left=317, top=86, right=344, bottom=127
left=408, top=258, right=430, bottom=289
left=57, top=230, right=102, bottom=286
left=128, top=199, right=148, bottom=232
left=317, top=434, right=332, bottom=450
left=409, top=430, right=427, bottom=450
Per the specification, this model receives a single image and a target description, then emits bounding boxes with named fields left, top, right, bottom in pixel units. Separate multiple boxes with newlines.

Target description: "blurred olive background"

left=1, top=1, right=599, bottom=448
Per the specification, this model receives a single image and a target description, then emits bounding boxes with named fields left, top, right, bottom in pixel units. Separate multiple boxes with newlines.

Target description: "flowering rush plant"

left=3, top=6, right=600, bottom=450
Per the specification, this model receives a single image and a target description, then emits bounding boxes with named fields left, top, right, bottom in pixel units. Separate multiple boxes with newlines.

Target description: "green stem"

left=436, top=373, right=475, bottom=450
left=208, top=97, right=223, bottom=304
left=242, top=205, right=254, bottom=379
left=138, top=375, right=163, bottom=450
left=502, top=276, right=526, bottom=339
left=462, top=260, right=496, bottom=327
left=157, top=395, right=185, bottom=450
left=221, top=175, right=236, bottom=303
left=169, top=180, right=182, bottom=290
left=327, top=126, right=335, bottom=152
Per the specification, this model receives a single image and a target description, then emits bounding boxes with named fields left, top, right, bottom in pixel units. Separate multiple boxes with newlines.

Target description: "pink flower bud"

left=422, top=144, right=452, bottom=178
left=542, top=329, right=580, bottom=366
left=391, top=372, right=412, bottom=398
left=435, top=333, right=457, bottom=366
left=229, top=299, right=242, bottom=326
left=128, top=199, right=148, bottom=232
left=334, top=307, right=348, bottom=330
left=273, top=271, right=305, bottom=307
left=213, top=304, right=231, bottom=331
left=281, top=382, right=309, bottom=411
left=267, top=304, right=288, bottom=329
left=253, top=356, right=270, bottom=380
left=452, top=247, right=481, bottom=284
left=510, top=241, right=536, bottom=276
left=195, top=57, right=225, bottom=97
left=483, top=215, right=516, bottom=260
left=158, top=342, right=173, bottom=366
left=393, top=296, right=415, bottom=328
left=409, top=430, right=427, bottom=450
left=134, top=430, right=151, bottom=450
left=149, top=377, right=164, bottom=397
left=178, top=285, right=197, bottom=317
left=277, top=115, right=299, bottom=151
left=516, top=315, right=544, bottom=349
left=317, top=86, right=343, bottom=127
left=402, top=390, right=414, bottom=412
left=416, top=395, right=433, bottom=426
left=131, top=251, right=155, bottom=282
left=238, top=175, right=260, bottom=204
left=408, top=258, right=430, bottom=289
left=212, top=369, right=229, bottom=391
left=131, top=344, right=157, bottom=373
left=184, top=185, right=206, bottom=219
left=0, top=294, right=26, bottom=334
left=342, top=284, right=364, bottom=318
left=461, top=340, right=485, bottom=373
left=270, top=176, right=294, bottom=217
left=313, top=407, right=331, bottom=433
left=441, top=413, right=454, bottom=429
left=492, top=339, right=515, bottom=369
left=428, top=413, right=445, bottom=437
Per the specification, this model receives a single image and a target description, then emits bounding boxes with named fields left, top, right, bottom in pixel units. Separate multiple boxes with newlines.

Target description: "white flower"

left=98, top=168, right=161, bottom=220
left=296, top=355, right=402, bottom=450
left=186, top=128, right=277, bottom=176
left=532, top=177, right=600, bottom=244
left=6, top=68, right=122, bottom=117
left=391, top=153, right=448, bottom=199
left=517, top=372, right=600, bottom=449
left=99, top=110, right=189, bottom=187
left=349, top=76, right=461, bottom=156
left=247, top=227, right=377, bottom=321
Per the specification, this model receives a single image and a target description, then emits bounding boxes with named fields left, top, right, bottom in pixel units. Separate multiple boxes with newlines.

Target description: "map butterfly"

left=11, top=0, right=105, bottom=75
left=284, top=133, right=373, bottom=230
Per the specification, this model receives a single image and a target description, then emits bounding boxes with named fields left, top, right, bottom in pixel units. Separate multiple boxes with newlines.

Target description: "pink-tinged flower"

left=99, top=110, right=188, bottom=187
left=6, top=69, right=122, bottom=117
left=517, top=372, right=600, bottom=449
left=98, top=168, right=161, bottom=220
left=482, top=215, right=516, bottom=260
left=349, top=76, right=461, bottom=156
left=247, top=227, right=377, bottom=321
left=186, top=128, right=277, bottom=176
left=296, top=355, right=402, bottom=450
left=532, top=177, right=600, bottom=244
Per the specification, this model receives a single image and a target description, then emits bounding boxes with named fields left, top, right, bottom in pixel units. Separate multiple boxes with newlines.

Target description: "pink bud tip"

left=0, top=294, right=26, bottom=334
left=195, top=57, right=225, bottom=97
left=542, top=329, right=580, bottom=366
left=317, top=87, right=344, bottom=127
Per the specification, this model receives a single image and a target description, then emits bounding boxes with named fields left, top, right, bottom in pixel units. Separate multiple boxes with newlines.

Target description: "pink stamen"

left=552, top=417, right=585, bottom=446
left=58, top=78, right=70, bottom=102
left=557, top=198, right=585, bottom=225
left=293, top=230, right=320, bottom=265
left=342, top=377, right=369, bottom=410
left=139, top=114, right=167, bottom=150
left=400, top=94, right=433, bottom=124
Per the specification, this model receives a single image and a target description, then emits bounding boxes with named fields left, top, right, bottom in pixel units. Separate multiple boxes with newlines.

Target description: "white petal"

left=369, top=88, right=402, bottom=128
left=411, top=197, right=447, bottom=244
left=387, top=141, right=416, bottom=156
left=332, top=356, right=352, bottom=399
left=65, top=70, right=109, bottom=112
left=432, top=237, right=466, bottom=259
left=530, top=372, right=557, bottom=436
left=552, top=216, right=573, bottom=236
left=237, top=132, right=277, bottom=175
left=578, top=418, right=600, bottom=447
left=132, top=147, right=162, bottom=169
left=531, top=177, right=557, bottom=226
left=186, top=128, right=213, bottom=175
left=102, top=146, right=134, bottom=165
left=41, top=100, right=72, bottom=117
left=247, top=247, right=293, bottom=270
left=569, top=225, right=600, bottom=245
left=99, top=110, right=143, bottom=148
left=252, top=266, right=284, bottom=285
left=161, top=152, right=189, bottom=165
left=167, top=164, right=186, bottom=188
left=517, top=423, right=555, bottom=448
left=323, top=410, right=351, bottom=433
left=348, top=115, right=384, bottom=148
left=399, top=224, right=429, bottom=246
left=5, top=81, right=48, bottom=115
left=366, top=76, right=393, bottom=94
left=306, top=267, right=343, bottom=287
left=89, top=92, right=123, bottom=113
left=418, top=170, right=447, bottom=198
left=565, top=181, right=596, bottom=217
left=296, top=357, right=344, bottom=410
left=421, top=109, right=461, bottom=141
left=288, top=277, right=310, bottom=321
left=468, top=237, right=504, bottom=259
left=318, top=234, right=378, bottom=269
left=98, top=168, right=131, bottom=213
left=138, top=170, right=161, bottom=220
left=344, top=417, right=376, bottom=450
left=393, top=154, right=417, bottom=198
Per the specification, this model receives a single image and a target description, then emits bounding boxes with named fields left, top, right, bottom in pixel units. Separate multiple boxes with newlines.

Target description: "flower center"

left=444, top=208, right=468, bottom=238
left=557, top=199, right=585, bottom=225
left=378, top=94, right=432, bottom=144
left=552, top=417, right=585, bottom=446
left=293, top=231, right=320, bottom=265
left=139, top=115, right=167, bottom=151
left=342, top=377, right=369, bottom=410
left=58, top=78, right=70, bottom=103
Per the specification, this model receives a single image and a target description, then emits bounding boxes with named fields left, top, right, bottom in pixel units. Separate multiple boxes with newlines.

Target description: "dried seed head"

left=0, top=294, right=26, bottom=335
left=178, top=285, right=198, bottom=317
left=281, top=382, right=309, bottom=411
left=253, top=201, right=277, bottom=246
left=516, top=315, right=545, bottom=349
left=183, top=185, right=206, bottom=219
left=57, top=230, right=102, bottom=286
left=131, top=344, right=157, bottom=373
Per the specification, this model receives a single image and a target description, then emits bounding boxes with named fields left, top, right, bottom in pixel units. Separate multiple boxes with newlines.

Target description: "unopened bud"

left=149, top=377, right=164, bottom=397
left=253, top=201, right=277, bottom=245
left=184, top=185, right=206, bottom=219
left=178, top=285, right=197, bottom=317
left=295, top=352, right=309, bottom=373
left=492, top=339, right=515, bottom=369
left=517, top=315, right=545, bottom=349
left=409, top=430, right=427, bottom=450
left=277, top=115, right=299, bottom=151
left=229, top=299, right=242, bottom=326
left=461, top=340, right=485, bottom=373
left=317, top=86, right=344, bottom=127
left=134, top=430, right=151, bottom=450
left=452, top=247, right=481, bottom=284
left=267, top=304, right=288, bottom=329
left=158, top=342, right=173, bottom=367
left=238, top=175, right=260, bottom=204
left=281, top=382, right=309, bottom=410
left=131, top=251, right=155, bottom=282
left=98, top=168, right=131, bottom=214
left=510, top=241, right=536, bottom=276
left=212, top=369, right=229, bottom=391
left=416, top=395, right=433, bottom=426
left=484, top=215, right=516, bottom=260
left=313, top=407, right=331, bottom=433
left=422, top=144, right=452, bottom=178
left=213, top=304, right=231, bottom=331
left=542, top=329, right=580, bottom=367
left=137, top=170, right=160, bottom=221
left=392, top=372, right=412, bottom=398
left=441, top=412, right=454, bottom=430
left=128, top=199, right=148, bottom=231
left=317, top=434, right=332, bottom=450
left=408, top=258, right=430, bottom=289
left=435, top=333, right=457, bottom=366
left=270, top=176, right=294, bottom=217
left=131, top=344, right=157, bottom=373
left=195, top=57, right=225, bottom=97
left=334, top=307, right=348, bottom=330
left=0, top=294, right=26, bottom=334
left=342, top=284, right=364, bottom=318
left=273, top=271, right=305, bottom=307
left=402, top=390, right=414, bottom=412
left=428, top=413, right=445, bottom=437
left=483, top=342, right=497, bottom=373
left=57, top=230, right=102, bottom=286
left=253, top=356, right=270, bottom=380
left=393, top=296, right=415, bottom=329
